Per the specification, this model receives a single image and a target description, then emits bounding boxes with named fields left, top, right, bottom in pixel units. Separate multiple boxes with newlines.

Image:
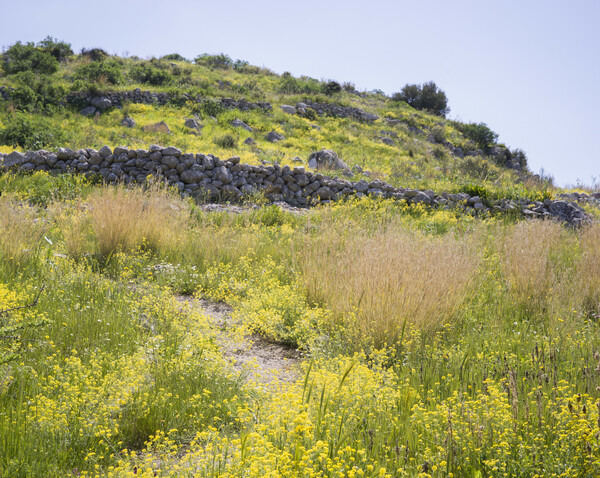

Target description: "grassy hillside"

left=1, top=39, right=600, bottom=477
left=0, top=39, right=550, bottom=200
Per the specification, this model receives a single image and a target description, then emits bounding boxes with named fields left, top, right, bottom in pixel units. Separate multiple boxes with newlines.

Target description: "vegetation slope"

left=1, top=38, right=600, bottom=478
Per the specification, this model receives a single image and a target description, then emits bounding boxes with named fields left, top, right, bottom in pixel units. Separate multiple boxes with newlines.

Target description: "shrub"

left=392, top=81, right=450, bottom=117
left=129, top=62, right=173, bottom=86
left=80, top=47, right=109, bottom=62
left=342, top=82, right=357, bottom=93
left=2, top=41, right=59, bottom=75
left=194, top=53, right=233, bottom=69
left=431, top=125, right=446, bottom=143
left=278, top=72, right=322, bottom=95
left=37, top=36, right=73, bottom=62
left=0, top=114, right=67, bottom=149
left=193, top=98, right=224, bottom=118
left=460, top=122, right=499, bottom=152
left=161, top=53, right=188, bottom=62
left=73, top=59, right=124, bottom=84
left=213, top=134, right=237, bottom=149
left=323, top=81, right=342, bottom=95
left=7, top=71, right=66, bottom=112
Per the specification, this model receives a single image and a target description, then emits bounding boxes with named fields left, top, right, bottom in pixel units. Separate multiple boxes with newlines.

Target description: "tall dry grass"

left=0, top=195, right=46, bottom=265
left=88, top=183, right=189, bottom=257
left=50, top=202, right=94, bottom=260
left=500, top=220, right=566, bottom=304
left=297, top=226, right=479, bottom=347
left=575, top=224, right=600, bottom=319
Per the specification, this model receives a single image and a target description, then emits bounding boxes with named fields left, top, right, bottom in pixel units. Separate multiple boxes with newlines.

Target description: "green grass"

left=0, top=45, right=599, bottom=477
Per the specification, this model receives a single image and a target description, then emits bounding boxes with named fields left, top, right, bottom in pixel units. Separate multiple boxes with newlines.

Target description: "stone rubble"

left=0, top=147, right=593, bottom=226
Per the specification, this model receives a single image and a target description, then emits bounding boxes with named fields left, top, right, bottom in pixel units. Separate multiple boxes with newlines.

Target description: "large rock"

left=231, top=119, right=252, bottom=132
left=91, top=96, right=112, bottom=111
left=281, top=104, right=296, bottom=115
left=1, top=151, right=26, bottom=171
left=80, top=106, right=97, bottom=116
left=121, top=116, right=136, bottom=128
left=185, top=118, right=203, bottom=130
left=307, top=150, right=350, bottom=172
left=265, top=131, right=285, bottom=143
left=215, top=165, right=233, bottom=184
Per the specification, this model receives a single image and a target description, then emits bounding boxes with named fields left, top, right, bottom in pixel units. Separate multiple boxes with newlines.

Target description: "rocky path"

left=176, top=296, right=301, bottom=387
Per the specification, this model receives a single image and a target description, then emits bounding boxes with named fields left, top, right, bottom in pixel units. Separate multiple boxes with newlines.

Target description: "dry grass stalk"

left=88, top=182, right=188, bottom=257
left=500, top=221, right=565, bottom=303
left=0, top=195, right=45, bottom=264
left=576, top=224, right=600, bottom=318
left=298, top=226, right=478, bottom=346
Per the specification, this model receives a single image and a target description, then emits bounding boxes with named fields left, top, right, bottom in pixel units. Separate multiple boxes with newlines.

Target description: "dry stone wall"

left=0, top=146, right=593, bottom=226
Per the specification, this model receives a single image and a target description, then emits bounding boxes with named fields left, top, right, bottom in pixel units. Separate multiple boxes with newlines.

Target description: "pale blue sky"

left=2, top=0, right=598, bottom=187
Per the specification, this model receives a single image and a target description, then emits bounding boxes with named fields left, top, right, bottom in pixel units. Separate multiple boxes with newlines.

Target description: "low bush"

left=73, top=59, right=124, bottom=85
left=392, top=81, right=450, bottom=117
left=0, top=114, right=67, bottom=149
left=213, top=134, right=237, bottom=149
left=2, top=41, right=58, bottom=75
left=129, top=61, right=173, bottom=86
left=80, top=47, right=109, bottom=62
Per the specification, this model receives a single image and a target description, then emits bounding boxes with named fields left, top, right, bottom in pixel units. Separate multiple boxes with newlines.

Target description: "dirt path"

left=177, top=297, right=301, bottom=387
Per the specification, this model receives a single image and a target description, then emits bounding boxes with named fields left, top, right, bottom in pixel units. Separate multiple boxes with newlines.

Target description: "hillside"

left=1, top=39, right=600, bottom=478
left=0, top=39, right=542, bottom=198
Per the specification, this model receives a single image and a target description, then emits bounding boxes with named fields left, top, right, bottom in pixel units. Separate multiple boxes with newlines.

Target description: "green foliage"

left=460, top=122, right=499, bottom=152
left=0, top=114, right=67, bottom=149
left=79, top=47, right=108, bottom=62
left=0, top=171, right=94, bottom=207
left=323, top=81, right=342, bottom=96
left=193, top=97, right=224, bottom=118
left=37, top=36, right=73, bottom=62
left=278, top=72, right=322, bottom=95
left=392, top=81, right=450, bottom=117
left=73, top=59, right=124, bottom=85
left=2, top=41, right=59, bottom=75
left=161, top=53, right=189, bottom=62
left=129, top=61, right=173, bottom=86
left=194, top=53, right=233, bottom=69
left=213, top=134, right=237, bottom=149
left=431, top=125, right=446, bottom=143
left=7, top=71, right=66, bottom=112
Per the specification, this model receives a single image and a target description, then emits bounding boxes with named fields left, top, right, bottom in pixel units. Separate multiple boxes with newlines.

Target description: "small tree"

left=2, top=41, right=59, bottom=75
left=392, top=81, right=449, bottom=117
left=37, top=36, right=73, bottom=62
left=461, top=122, right=499, bottom=152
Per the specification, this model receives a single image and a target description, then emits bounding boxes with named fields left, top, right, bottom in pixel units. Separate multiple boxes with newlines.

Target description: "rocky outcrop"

left=0, top=147, right=592, bottom=226
left=293, top=100, right=379, bottom=122
left=63, top=89, right=272, bottom=113
left=307, top=150, right=350, bottom=173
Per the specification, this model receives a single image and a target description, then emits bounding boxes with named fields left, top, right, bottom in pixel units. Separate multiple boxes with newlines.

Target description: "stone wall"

left=0, top=146, right=593, bottom=226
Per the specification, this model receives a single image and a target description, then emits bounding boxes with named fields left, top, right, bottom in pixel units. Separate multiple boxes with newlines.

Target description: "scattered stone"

left=90, top=96, right=112, bottom=111
left=185, top=118, right=203, bottom=130
left=144, top=121, right=171, bottom=133
left=231, top=119, right=253, bottom=132
left=308, top=150, right=350, bottom=172
left=266, top=131, right=285, bottom=143
left=121, top=116, right=136, bottom=128
left=80, top=106, right=97, bottom=116
left=292, top=157, right=303, bottom=163
left=243, top=137, right=256, bottom=146
left=280, top=104, right=296, bottom=115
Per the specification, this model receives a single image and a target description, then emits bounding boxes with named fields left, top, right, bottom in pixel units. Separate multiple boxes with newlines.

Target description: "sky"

left=1, top=0, right=598, bottom=187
